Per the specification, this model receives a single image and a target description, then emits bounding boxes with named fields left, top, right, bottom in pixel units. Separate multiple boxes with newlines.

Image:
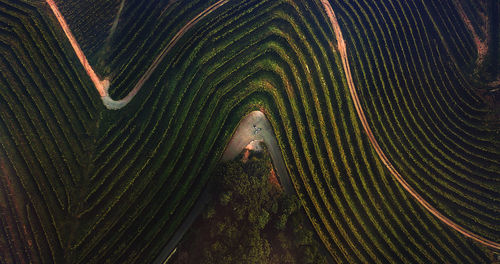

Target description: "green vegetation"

left=172, top=150, right=327, bottom=264
left=55, top=0, right=122, bottom=64
left=0, top=0, right=497, bottom=263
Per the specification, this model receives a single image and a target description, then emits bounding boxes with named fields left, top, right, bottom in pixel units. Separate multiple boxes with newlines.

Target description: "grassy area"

left=0, top=0, right=497, bottom=263
left=171, top=148, right=328, bottom=264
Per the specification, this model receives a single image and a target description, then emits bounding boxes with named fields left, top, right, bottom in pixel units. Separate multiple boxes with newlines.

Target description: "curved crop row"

left=0, top=0, right=497, bottom=263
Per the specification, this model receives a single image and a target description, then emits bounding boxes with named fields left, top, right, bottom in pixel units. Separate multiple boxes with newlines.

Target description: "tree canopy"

left=172, top=149, right=329, bottom=264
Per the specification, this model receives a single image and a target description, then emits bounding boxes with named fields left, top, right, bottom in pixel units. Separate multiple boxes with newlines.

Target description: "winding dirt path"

left=46, top=0, right=228, bottom=110
left=451, top=0, right=488, bottom=65
left=46, top=0, right=498, bottom=250
left=46, top=0, right=109, bottom=96
left=153, top=111, right=293, bottom=264
left=319, top=0, right=499, bottom=250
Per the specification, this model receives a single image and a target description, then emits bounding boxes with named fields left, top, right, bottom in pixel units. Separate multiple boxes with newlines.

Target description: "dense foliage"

left=173, top=151, right=328, bottom=264
left=0, top=0, right=497, bottom=263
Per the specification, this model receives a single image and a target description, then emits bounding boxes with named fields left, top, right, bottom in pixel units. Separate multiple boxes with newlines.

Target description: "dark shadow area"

left=169, top=146, right=330, bottom=264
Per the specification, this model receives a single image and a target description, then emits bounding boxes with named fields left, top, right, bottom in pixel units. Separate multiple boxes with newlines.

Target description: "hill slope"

left=0, top=0, right=498, bottom=263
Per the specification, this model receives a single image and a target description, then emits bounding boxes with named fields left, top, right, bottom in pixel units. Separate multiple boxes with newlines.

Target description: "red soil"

left=320, top=0, right=499, bottom=250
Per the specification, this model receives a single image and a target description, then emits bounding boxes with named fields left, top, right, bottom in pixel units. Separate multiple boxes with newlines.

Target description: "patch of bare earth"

left=452, top=0, right=489, bottom=65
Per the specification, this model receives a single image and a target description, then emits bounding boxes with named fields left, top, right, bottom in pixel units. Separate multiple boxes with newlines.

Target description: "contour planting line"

left=46, top=0, right=109, bottom=97
left=319, top=0, right=500, bottom=250
left=153, top=111, right=293, bottom=264
left=46, top=0, right=499, bottom=250
left=46, top=0, right=229, bottom=110
left=451, top=0, right=488, bottom=65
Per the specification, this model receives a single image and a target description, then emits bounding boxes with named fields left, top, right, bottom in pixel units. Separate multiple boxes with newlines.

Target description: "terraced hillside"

left=54, top=0, right=122, bottom=64
left=0, top=0, right=498, bottom=263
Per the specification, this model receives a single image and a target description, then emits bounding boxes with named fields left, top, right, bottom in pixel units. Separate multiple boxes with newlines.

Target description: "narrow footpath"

left=319, top=0, right=499, bottom=249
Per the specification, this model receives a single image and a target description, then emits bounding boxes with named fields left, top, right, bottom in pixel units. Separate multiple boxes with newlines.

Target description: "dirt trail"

left=47, top=0, right=498, bottom=250
left=319, top=0, right=499, bottom=249
left=222, top=111, right=293, bottom=193
left=153, top=111, right=293, bottom=264
left=451, top=0, right=488, bottom=65
left=106, top=0, right=126, bottom=46
left=46, top=0, right=109, bottom=96
left=98, top=0, right=126, bottom=70
left=46, top=0, right=228, bottom=109
left=103, top=0, right=229, bottom=109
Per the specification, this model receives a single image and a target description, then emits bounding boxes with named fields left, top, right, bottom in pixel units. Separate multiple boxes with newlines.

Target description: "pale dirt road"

left=222, top=111, right=293, bottom=192
left=319, top=0, right=499, bottom=249
left=152, top=185, right=213, bottom=264
left=46, top=0, right=109, bottom=96
left=153, top=111, right=293, bottom=264
left=46, top=0, right=228, bottom=110
left=102, top=0, right=229, bottom=109
left=47, top=0, right=498, bottom=251
left=451, top=0, right=488, bottom=65
left=97, top=0, right=126, bottom=69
